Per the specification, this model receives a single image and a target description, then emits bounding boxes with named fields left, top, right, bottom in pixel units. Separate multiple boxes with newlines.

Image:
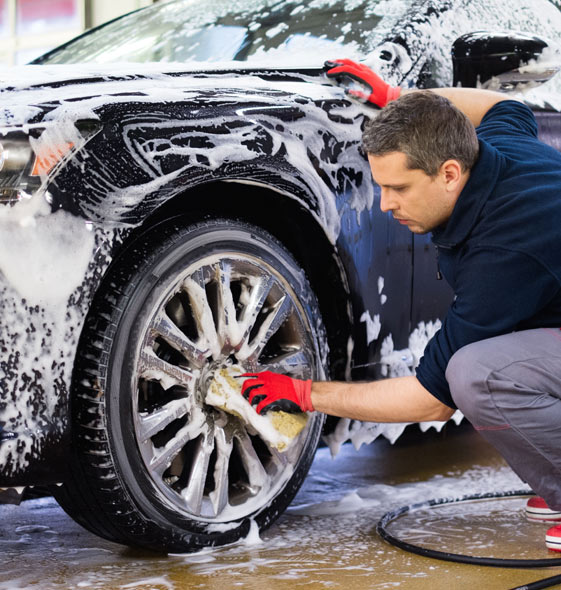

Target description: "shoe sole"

left=545, top=534, right=561, bottom=552
left=526, top=507, right=561, bottom=523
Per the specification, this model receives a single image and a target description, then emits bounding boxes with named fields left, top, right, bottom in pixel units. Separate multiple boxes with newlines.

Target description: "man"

left=241, top=59, right=561, bottom=551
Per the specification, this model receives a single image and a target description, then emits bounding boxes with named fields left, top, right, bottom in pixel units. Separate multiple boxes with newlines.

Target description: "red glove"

left=324, top=58, right=401, bottom=107
left=240, top=371, right=313, bottom=415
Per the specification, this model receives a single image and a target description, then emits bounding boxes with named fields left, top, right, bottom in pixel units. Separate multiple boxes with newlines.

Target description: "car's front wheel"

left=55, top=218, right=327, bottom=552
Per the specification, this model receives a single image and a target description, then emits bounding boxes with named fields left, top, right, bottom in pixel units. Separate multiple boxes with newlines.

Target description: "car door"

left=337, top=180, right=414, bottom=380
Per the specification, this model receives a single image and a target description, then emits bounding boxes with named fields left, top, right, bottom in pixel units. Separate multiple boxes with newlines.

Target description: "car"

left=1, top=0, right=560, bottom=553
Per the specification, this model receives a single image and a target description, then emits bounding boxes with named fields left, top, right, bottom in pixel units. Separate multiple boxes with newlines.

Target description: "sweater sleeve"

left=477, top=100, right=538, bottom=139
left=416, top=246, right=558, bottom=408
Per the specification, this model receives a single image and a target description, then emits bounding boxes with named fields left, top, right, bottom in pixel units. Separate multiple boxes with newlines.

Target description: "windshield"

left=33, top=0, right=412, bottom=66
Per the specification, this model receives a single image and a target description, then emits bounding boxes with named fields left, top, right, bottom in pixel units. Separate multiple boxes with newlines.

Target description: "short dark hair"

left=362, top=91, right=479, bottom=176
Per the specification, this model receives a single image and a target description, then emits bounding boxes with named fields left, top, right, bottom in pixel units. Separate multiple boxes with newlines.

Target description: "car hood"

left=0, top=61, right=324, bottom=90
left=0, top=61, right=333, bottom=128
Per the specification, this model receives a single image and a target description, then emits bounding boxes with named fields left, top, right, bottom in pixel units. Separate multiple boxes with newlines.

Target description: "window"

left=0, top=1, right=157, bottom=65
left=16, top=0, right=80, bottom=35
left=0, top=0, right=84, bottom=64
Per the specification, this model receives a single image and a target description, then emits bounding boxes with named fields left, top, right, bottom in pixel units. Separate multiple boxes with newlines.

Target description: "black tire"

left=54, top=218, right=327, bottom=552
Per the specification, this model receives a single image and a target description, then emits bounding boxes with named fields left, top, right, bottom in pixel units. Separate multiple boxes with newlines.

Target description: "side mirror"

left=452, top=31, right=560, bottom=90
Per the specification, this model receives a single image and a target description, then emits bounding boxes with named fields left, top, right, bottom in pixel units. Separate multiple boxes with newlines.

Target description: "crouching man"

left=241, top=59, right=561, bottom=552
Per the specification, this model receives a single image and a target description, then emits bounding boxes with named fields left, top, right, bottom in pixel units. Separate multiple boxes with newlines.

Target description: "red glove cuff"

left=295, top=379, right=314, bottom=412
left=385, top=85, right=401, bottom=105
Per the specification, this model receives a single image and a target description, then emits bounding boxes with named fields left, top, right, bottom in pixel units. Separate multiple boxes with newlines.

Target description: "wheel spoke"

left=138, top=398, right=192, bottom=443
left=209, top=428, right=233, bottom=516
left=235, top=430, right=268, bottom=494
left=149, top=421, right=201, bottom=478
left=236, top=274, right=274, bottom=349
left=139, top=349, right=196, bottom=390
left=214, top=261, right=240, bottom=353
left=268, top=445, right=290, bottom=473
left=237, top=295, right=292, bottom=362
left=183, top=274, right=221, bottom=360
left=151, top=313, right=209, bottom=369
left=259, top=348, right=311, bottom=378
left=182, top=433, right=215, bottom=514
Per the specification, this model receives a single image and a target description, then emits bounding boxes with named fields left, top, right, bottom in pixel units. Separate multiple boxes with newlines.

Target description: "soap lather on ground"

left=205, top=366, right=308, bottom=451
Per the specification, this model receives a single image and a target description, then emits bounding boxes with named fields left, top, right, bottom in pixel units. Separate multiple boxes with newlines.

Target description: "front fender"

left=51, top=82, right=375, bottom=244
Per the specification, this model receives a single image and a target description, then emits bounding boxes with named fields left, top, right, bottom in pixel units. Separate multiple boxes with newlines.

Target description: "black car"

left=0, top=0, right=560, bottom=552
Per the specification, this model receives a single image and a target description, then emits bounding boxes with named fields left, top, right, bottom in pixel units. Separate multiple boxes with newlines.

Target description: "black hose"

left=376, top=490, right=561, bottom=590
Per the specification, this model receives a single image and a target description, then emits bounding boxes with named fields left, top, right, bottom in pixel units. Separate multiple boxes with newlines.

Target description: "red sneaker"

left=546, top=524, right=561, bottom=551
left=526, top=497, right=561, bottom=523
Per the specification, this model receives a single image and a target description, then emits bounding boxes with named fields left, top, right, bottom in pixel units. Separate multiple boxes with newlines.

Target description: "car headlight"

left=0, top=121, right=99, bottom=207
left=0, top=132, right=42, bottom=206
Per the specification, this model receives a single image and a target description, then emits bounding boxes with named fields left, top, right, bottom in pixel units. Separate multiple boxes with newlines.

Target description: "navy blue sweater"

left=416, top=100, right=561, bottom=409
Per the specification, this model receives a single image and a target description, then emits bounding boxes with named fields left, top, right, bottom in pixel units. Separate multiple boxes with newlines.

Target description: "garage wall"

left=0, top=0, right=158, bottom=65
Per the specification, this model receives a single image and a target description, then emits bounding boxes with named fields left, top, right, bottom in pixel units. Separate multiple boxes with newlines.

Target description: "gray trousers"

left=446, top=328, right=561, bottom=510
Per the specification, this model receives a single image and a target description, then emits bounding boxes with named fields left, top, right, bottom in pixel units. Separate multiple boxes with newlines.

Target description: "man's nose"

left=379, top=187, right=394, bottom=213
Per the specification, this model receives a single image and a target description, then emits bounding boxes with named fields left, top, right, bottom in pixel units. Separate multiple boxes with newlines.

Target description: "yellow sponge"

left=205, top=366, right=308, bottom=452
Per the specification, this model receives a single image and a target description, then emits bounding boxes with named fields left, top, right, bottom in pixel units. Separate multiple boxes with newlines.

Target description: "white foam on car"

left=0, top=196, right=95, bottom=306
left=323, top=320, right=464, bottom=457
left=0, top=187, right=107, bottom=473
left=359, top=310, right=381, bottom=346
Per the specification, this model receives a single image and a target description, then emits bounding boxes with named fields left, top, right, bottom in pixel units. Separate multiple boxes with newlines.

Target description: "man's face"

left=368, top=151, right=461, bottom=234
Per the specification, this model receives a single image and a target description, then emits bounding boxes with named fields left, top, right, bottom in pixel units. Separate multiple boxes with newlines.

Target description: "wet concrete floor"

left=1, top=421, right=561, bottom=590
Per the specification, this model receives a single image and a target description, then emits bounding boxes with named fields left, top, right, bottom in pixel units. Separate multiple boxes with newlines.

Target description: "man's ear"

left=440, top=159, right=463, bottom=190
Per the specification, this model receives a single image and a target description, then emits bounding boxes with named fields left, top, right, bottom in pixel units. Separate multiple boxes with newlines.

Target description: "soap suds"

left=288, top=462, right=526, bottom=518
left=324, top=321, right=463, bottom=456
left=359, top=310, right=381, bottom=346
left=0, top=196, right=95, bottom=306
left=0, top=195, right=124, bottom=474
left=243, top=519, right=263, bottom=546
